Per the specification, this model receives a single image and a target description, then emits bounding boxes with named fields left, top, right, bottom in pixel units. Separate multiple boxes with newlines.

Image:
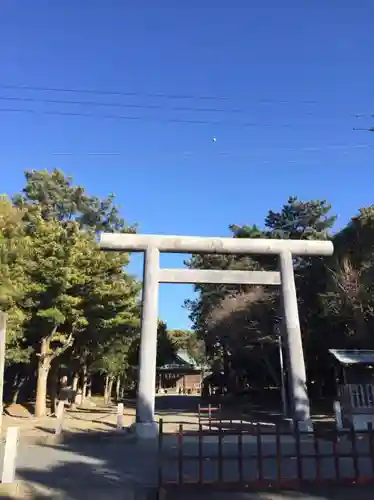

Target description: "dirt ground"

left=1, top=396, right=204, bottom=443
left=1, top=401, right=135, bottom=442
left=0, top=394, right=337, bottom=443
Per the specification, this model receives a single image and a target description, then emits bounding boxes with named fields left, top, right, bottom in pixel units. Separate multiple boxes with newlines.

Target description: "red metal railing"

left=158, top=418, right=374, bottom=492
left=197, top=404, right=222, bottom=431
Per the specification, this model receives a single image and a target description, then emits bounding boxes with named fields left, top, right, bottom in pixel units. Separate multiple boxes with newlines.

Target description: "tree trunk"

left=49, top=361, right=59, bottom=415
left=104, top=375, right=110, bottom=404
left=81, top=364, right=88, bottom=403
left=107, top=376, right=114, bottom=405
left=87, top=377, right=92, bottom=399
left=353, top=306, right=368, bottom=344
left=72, top=373, right=79, bottom=392
left=115, top=376, right=121, bottom=402
left=12, top=375, right=26, bottom=404
left=35, top=338, right=51, bottom=417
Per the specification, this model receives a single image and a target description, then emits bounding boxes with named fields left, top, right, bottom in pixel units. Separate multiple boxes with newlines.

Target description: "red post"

left=256, top=424, right=263, bottom=483
left=294, top=422, right=303, bottom=481
left=275, top=423, right=282, bottom=485
left=332, top=429, right=340, bottom=481
left=351, top=426, right=359, bottom=481
left=178, top=424, right=183, bottom=485
left=218, top=423, right=223, bottom=482
left=313, top=426, right=320, bottom=483
left=368, top=423, right=374, bottom=475
left=158, top=419, right=164, bottom=488
left=198, top=423, right=203, bottom=485
left=238, top=425, right=243, bottom=484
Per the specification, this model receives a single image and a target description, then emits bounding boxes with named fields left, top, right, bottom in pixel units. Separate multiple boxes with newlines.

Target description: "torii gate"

left=98, top=233, right=333, bottom=438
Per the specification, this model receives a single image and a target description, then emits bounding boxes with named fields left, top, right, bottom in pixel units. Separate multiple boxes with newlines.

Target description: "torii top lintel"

left=98, top=232, right=334, bottom=256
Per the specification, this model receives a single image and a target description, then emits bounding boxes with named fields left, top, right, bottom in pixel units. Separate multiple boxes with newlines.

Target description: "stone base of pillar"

left=130, top=421, right=158, bottom=439
left=293, top=419, right=314, bottom=432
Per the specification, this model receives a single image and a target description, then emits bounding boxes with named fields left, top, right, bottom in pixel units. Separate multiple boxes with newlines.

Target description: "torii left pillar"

left=135, top=246, right=160, bottom=438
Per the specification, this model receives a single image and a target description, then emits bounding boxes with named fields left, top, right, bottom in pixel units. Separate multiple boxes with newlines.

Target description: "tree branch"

left=50, top=331, right=74, bottom=362
left=45, top=325, right=59, bottom=343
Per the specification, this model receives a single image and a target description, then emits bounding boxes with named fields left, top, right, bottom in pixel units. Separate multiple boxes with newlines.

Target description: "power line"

left=0, top=95, right=244, bottom=114
left=0, top=100, right=350, bottom=128
left=0, top=94, right=323, bottom=117
left=0, top=83, right=231, bottom=101
left=0, top=106, right=309, bottom=128
left=0, top=93, right=363, bottom=128
left=9, top=144, right=372, bottom=157
left=0, top=83, right=320, bottom=105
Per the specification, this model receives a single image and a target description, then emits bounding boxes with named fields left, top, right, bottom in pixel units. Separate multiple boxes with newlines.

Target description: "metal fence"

left=339, top=384, right=374, bottom=409
left=158, top=418, right=374, bottom=493
left=197, top=404, right=222, bottom=431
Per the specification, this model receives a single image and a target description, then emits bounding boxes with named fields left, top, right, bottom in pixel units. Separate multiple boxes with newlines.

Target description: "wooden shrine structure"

left=156, top=350, right=206, bottom=394
left=330, top=349, right=374, bottom=430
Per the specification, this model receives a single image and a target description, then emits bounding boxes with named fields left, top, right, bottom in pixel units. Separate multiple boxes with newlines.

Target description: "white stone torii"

left=98, top=233, right=334, bottom=438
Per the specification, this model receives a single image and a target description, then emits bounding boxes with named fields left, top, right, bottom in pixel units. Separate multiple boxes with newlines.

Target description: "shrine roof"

left=157, top=349, right=204, bottom=371
left=329, top=349, right=374, bottom=366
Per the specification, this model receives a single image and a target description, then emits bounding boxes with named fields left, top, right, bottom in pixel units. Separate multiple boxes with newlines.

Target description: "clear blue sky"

left=1, top=0, right=373, bottom=330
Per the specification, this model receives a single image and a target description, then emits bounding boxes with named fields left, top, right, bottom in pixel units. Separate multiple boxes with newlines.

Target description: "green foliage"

left=13, top=168, right=137, bottom=232
left=0, top=169, right=140, bottom=413
left=4, top=168, right=374, bottom=406
left=127, top=320, right=178, bottom=370
left=168, top=329, right=206, bottom=365
left=264, top=196, right=336, bottom=240
left=185, top=197, right=343, bottom=390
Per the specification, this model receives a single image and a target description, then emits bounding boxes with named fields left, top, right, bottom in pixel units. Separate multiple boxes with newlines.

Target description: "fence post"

left=178, top=424, right=183, bottom=485
left=368, top=422, right=374, bottom=475
left=158, top=418, right=164, bottom=488
left=116, top=403, right=124, bottom=430
left=55, top=400, right=65, bottom=436
left=1, top=426, right=19, bottom=484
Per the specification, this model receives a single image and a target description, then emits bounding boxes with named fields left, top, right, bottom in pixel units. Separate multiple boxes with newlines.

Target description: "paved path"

left=1, top=397, right=372, bottom=499
left=7, top=432, right=374, bottom=499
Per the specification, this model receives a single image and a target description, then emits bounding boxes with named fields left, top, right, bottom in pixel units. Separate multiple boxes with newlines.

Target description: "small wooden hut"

left=329, top=349, right=374, bottom=430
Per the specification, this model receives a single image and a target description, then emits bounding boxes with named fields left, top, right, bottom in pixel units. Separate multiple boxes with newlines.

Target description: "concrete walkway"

left=5, top=434, right=372, bottom=500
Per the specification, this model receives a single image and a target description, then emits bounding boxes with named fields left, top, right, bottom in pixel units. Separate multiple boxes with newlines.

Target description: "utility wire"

left=1, top=86, right=364, bottom=120
left=0, top=89, right=364, bottom=128
left=0, top=98, right=349, bottom=128
left=0, top=106, right=312, bottom=128
left=0, top=95, right=244, bottom=114
left=0, top=83, right=320, bottom=105
left=36, top=143, right=373, bottom=156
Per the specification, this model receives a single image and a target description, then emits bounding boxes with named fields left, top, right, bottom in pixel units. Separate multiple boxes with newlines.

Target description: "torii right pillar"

left=279, top=250, right=312, bottom=431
